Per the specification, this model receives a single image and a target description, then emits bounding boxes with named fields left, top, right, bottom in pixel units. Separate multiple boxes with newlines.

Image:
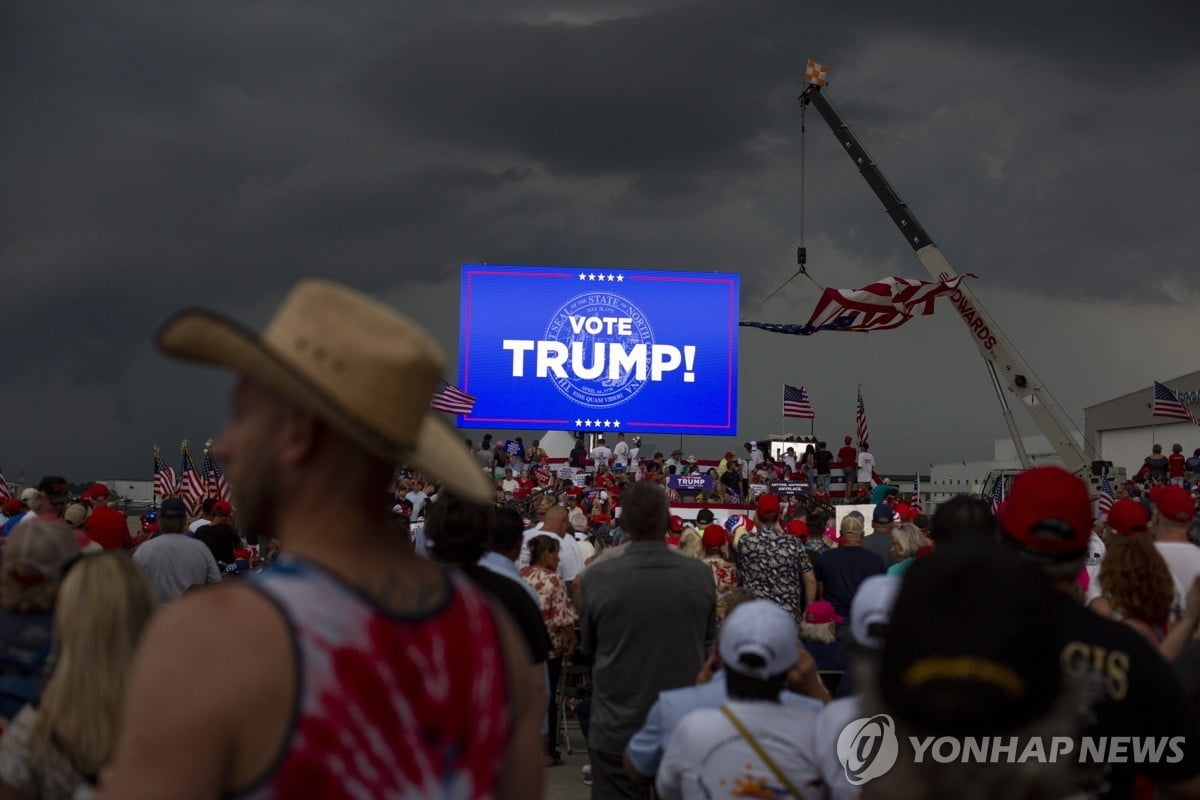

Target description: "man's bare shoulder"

left=154, top=582, right=284, bottom=637
left=95, top=583, right=294, bottom=800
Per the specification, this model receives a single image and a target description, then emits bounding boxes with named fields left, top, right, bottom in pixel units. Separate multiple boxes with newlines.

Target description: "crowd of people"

left=462, top=432, right=883, bottom=512
left=2, top=278, right=1200, bottom=800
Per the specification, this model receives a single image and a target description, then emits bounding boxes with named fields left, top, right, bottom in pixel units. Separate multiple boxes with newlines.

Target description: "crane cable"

left=749, top=100, right=824, bottom=317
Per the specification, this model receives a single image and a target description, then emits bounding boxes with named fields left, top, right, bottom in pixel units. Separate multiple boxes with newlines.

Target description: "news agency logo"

left=836, top=714, right=1187, bottom=786
left=836, top=714, right=899, bottom=786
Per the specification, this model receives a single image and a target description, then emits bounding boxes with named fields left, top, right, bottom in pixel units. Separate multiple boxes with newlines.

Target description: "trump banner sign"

left=668, top=474, right=714, bottom=492
left=457, top=265, right=739, bottom=435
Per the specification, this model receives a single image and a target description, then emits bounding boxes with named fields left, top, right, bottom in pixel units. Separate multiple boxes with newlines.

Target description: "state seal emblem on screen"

left=457, top=265, right=739, bottom=435
left=543, top=292, right=655, bottom=408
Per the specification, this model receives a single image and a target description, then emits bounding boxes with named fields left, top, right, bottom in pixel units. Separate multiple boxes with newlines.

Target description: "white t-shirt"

left=574, top=531, right=596, bottom=565
left=656, top=699, right=822, bottom=800
left=405, top=490, right=428, bottom=522
left=813, top=696, right=864, bottom=800
left=590, top=445, right=612, bottom=468
left=519, top=527, right=583, bottom=583
left=500, top=478, right=519, bottom=494
left=556, top=531, right=584, bottom=582
left=612, top=440, right=630, bottom=466
left=1155, top=541, right=1200, bottom=621
left=856, top=451, right=876, bottom=483
left=188, top=518, right=210, bottom=533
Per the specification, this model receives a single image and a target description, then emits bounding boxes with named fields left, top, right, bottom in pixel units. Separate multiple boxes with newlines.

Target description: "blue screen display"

left=458, top=264, right=739, bottom=435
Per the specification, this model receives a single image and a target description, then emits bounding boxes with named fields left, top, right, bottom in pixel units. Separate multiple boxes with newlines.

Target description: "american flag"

left=431, top=380, right=477, bottom=415
left=856, top=385, right=870, bottom=449
left=990, top=474, right=1006, bottom=514
left=783, top=384, right=815, bottom=419
left=1097, top=475, right=1115, bottom=518
left=912, top=471, right=921, bottom=510
left=203, top=442, right=231, bottom=502
left=0, top=471, right=10, bottom=501
left=153, top=446, right=177, bottom=503
left=740, top=275, right=972, bottom=336
left=1153, top=382, right=1199, bottom=425
left=179, top=441, right=206, bottom=515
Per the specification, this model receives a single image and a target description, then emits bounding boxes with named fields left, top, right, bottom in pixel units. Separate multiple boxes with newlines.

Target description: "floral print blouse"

left=520, top=565, right=578, bottom=658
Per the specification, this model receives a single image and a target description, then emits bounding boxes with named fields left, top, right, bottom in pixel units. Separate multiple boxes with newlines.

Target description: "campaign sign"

left=458, top=265, right=739, bottom=434
left=769, top=480, right=811, bottom=495
left=668, top=474, right=713, bottom=492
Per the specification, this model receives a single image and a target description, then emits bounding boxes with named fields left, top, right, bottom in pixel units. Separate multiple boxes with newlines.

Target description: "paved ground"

left=544, top=718, right=592, bottom=799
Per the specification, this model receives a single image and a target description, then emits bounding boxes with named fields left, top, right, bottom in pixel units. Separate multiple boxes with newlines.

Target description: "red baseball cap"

left=701, top=524, right=727, bottom=550
left=1106, top=498, right=1149, bottom=536
left=212, top=500, right=233, bottom=516
left=669, top=515, right=684, bottom=533
left=1154, top=485, right=1196, bottom=524
left=785, top=519, right=808, bottom=538
left=724, top=451, right=735, bottom=460
left=756, top=494, right=781, bottom=520
left=998, top=467, right=1092, bottom=555
left=844, top=436, right=852, bottom=445
left=82, top=482, right=110, bottom=503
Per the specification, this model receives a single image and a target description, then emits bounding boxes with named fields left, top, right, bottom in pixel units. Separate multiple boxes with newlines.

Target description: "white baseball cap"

left=718, top=600, right=797, bottom=680
left=850, top=575, right=901, bottom=650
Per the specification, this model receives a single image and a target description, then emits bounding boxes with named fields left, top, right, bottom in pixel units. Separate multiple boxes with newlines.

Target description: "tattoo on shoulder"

left=368, top=568, right=449, bottom=615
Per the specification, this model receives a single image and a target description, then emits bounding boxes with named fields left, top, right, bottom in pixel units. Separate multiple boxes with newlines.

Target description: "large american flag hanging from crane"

left=740, top=275, right=972, bottom=336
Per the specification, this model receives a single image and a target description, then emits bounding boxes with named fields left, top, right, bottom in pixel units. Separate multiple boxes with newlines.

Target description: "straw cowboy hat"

left=156, top=280, right=491, bottom=503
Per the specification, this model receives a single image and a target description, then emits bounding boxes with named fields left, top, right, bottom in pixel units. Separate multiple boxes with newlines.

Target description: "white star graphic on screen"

left=583, top=419, right=592, bottom=427
left=616, top=274, right=624, bottom=282
left=603, top=420, right=611, bottom=428
left=578, top=273, right=587, bottom=280
left=606, top=274, right=615, bottom=281
left=587, top=273, right=596, bottom=281
left=612, top=420, right=620, bottom=428
left=575, top=419, right=583, bottom=426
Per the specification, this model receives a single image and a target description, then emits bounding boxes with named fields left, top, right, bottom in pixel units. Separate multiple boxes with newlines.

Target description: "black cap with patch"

left=880, top=541, right=1064, bottom=737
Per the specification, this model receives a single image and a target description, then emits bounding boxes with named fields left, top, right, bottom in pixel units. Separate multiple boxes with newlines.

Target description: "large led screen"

left=458, top=264, right=739, bottom=435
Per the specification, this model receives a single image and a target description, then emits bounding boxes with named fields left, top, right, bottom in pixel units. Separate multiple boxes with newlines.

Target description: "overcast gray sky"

left=2, top=0, right=1197, bottom=484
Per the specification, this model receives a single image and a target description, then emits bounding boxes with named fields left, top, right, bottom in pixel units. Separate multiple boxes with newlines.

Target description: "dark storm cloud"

left=1, top=0, right=1197, bottom=480
left=353, top=1, right=802, bottom=175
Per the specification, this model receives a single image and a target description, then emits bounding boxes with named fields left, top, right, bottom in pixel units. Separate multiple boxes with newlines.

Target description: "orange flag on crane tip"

left=805, top=59, right=829, bottom=86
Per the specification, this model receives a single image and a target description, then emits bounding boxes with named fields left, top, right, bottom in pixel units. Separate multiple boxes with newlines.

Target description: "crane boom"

left=799, top=83, right=1094, bottom=477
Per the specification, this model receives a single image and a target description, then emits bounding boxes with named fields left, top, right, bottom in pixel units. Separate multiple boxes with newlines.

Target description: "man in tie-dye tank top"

left=96, top=281, right=544, bottom=799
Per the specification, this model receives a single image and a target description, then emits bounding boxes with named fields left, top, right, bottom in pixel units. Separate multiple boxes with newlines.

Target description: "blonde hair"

left=33, top=552, right=156, bottom=777
left=892, top=523, right=928, bottom=561
left=800, top=620, right=837, bottom=644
